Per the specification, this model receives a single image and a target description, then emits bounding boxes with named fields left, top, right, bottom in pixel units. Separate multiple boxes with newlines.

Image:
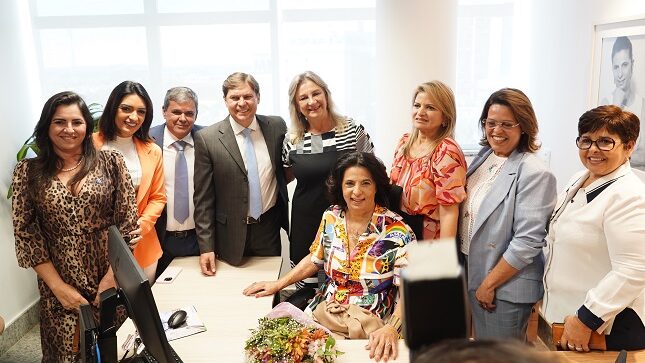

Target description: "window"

left=455, top=0, right=516, bottom=150
left=29, top=0, right=376, bottom=130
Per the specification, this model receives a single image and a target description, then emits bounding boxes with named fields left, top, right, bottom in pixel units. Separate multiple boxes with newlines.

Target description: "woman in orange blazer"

left=94, top=81, right=166, bottom=283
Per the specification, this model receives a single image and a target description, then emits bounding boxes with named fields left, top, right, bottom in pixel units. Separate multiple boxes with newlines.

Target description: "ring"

left=567, top=343, right=575, bottom=349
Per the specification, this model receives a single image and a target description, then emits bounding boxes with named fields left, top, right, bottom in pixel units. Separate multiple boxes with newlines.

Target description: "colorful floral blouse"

left=305, top=205, right=415, bottom=319
left=390, top=135, right=467, bottom=240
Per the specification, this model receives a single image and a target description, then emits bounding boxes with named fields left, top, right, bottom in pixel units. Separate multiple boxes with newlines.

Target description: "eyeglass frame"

left=575, top=136, right=619, bottom=151
left=481, top=118, right=521, bottom=130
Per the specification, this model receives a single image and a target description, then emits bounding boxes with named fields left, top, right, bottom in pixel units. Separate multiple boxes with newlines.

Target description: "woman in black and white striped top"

left=282, top=71, right=374, bottom=288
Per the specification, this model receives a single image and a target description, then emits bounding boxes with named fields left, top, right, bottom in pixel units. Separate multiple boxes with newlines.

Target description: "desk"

left=117, top=256, right=409, bottom=362
left=557, top=350, right=645, bottom=362
left=119, top=257, right=644, bottom=363
left=118, top=256, right=281, bottom=362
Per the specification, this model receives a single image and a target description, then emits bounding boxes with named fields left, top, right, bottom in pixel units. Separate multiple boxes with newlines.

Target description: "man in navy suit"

left=151, top=87, right=204, bottom=278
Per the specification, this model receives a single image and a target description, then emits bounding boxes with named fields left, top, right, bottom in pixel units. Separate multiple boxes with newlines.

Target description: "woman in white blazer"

left=542, top=105, right=645, bottom=352
left=459, top=88, right=557, bottom=339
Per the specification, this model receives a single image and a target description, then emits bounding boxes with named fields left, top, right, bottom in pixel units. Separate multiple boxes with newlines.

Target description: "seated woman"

left=244, top=151, right=415, bottom=362
left=542, top=105, right=645, bottom=352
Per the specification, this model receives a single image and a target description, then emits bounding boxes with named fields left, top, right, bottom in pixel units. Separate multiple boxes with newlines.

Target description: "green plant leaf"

left=88, top=102, right=103, bottom=132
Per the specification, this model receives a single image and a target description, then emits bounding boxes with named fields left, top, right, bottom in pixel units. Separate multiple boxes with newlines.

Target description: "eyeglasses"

left=575, top=136, right=617, bottom=151
left=482, top=119, right=520, bottom=130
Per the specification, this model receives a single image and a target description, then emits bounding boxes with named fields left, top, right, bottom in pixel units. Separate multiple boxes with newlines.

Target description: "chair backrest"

left=388, top=184, right=424, bottom=240
left=388, top=184, right=404, bottom=215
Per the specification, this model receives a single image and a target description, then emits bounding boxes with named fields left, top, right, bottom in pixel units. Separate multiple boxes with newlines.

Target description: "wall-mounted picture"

left=592, top=17, right=645, bottom=170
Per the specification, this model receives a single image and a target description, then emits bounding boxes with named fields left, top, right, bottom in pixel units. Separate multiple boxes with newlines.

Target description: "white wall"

left=1, top=0, right=42, bottom=325
left=528, top=0, right=645, bottom=187
left=373, top=0, right=457, bottom=168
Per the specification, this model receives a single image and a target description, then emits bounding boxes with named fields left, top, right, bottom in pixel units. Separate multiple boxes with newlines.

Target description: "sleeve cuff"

left=502, top=250, right=529, bottom=270
left=577, top=305, right=604, bottom=331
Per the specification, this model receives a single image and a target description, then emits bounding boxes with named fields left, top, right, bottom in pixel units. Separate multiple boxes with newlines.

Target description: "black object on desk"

left=103, top=225, right=184, bottom=363
left=615, top=350, right=627, bottom=363
left=167, top=310, right=187, bottom=330
left=402, top=267, right=469, bottom=361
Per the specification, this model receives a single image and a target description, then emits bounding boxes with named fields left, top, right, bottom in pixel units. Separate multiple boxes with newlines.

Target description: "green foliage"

left=88, top=102, right=103, bottom=132
left=244, top=317, right=342, bottom=363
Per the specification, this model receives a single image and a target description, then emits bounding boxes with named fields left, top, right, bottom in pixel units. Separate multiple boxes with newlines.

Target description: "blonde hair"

left=287, top=71, right=347, bottom=144
left=403, top=80, right=457, bottom=157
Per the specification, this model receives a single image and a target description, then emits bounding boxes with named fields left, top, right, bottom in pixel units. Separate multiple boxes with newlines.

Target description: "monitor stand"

left=97, top=288, right=121, bottom=363
left=97, top=288, right=184, bottom=363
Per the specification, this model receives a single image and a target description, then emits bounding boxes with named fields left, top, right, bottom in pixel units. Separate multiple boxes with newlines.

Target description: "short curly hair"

left=325, top=152, right=391, bottom=210
left=578, top=104, right=640, bottom=145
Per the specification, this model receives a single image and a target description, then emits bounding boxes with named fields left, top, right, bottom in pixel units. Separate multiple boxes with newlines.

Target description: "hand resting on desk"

left=366, top=325, right=400, bottom=362
left=243, top=281, right=281, bottom=298
left=199, top=252, right=217, bottom=276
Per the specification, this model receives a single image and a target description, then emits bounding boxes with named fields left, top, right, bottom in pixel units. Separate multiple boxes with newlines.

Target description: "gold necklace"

left=348, top=228, right=362, bottom=241
left=59, top=156, right=84, bottom=172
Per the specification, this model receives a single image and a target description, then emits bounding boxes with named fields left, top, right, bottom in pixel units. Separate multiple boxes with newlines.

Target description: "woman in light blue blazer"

left=458, top=88, right=557, bottom=339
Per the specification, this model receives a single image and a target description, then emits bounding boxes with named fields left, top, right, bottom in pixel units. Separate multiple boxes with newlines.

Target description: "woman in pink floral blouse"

left=390, top=81, right=467, bottom=241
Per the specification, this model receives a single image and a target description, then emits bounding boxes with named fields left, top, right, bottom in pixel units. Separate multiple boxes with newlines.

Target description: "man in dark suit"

left=150, top=86, right=204, bottom=278
left=194, top=72, right=288, bottom=275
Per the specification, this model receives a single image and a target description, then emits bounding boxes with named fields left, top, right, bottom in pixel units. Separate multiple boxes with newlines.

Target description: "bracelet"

left=385, top=314, right=402, bottom=334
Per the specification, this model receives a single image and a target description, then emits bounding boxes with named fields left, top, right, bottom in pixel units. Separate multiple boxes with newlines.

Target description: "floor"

left=0, top=324, right=41, bottom=363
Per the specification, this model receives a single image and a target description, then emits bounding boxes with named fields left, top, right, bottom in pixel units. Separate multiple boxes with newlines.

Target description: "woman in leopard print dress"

left=11, top=91, right=139, bottom=362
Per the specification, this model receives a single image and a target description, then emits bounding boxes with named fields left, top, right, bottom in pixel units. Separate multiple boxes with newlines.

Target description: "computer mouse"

left=167, top=309, right=187, bottom=329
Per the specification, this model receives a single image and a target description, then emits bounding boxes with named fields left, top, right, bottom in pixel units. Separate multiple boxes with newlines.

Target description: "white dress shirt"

left=229, top=116, right=278, bottom=215
left=163, top=126, right=195, bottom=231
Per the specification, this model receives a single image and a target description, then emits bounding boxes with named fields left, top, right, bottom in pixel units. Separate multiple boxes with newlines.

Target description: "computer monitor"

left=107, top=225, right=180, bottom=363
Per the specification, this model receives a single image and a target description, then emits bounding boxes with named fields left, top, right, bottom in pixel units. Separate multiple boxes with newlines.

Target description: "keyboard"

left=139, top=345, right=184, bottom=363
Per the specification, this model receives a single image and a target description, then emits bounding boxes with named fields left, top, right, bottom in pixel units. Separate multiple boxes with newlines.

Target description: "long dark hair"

left=99, top=80, right=154, bottom=142
left=28, top=91, right=97, bottom=200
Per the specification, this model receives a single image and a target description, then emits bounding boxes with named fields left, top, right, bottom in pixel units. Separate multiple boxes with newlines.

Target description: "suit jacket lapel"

left=151, top=125, right=164, bottom=149
left=471, top=149, right=524, bottom=236
left=218, top=117, right=247, bottom=175
left=256, top=115, right=277, bottom=167
left=467, top=148, right=492, bottom=178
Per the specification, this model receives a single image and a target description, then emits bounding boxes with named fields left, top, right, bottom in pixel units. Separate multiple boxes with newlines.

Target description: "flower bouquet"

left=245, top=302, right=343, bottom=363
